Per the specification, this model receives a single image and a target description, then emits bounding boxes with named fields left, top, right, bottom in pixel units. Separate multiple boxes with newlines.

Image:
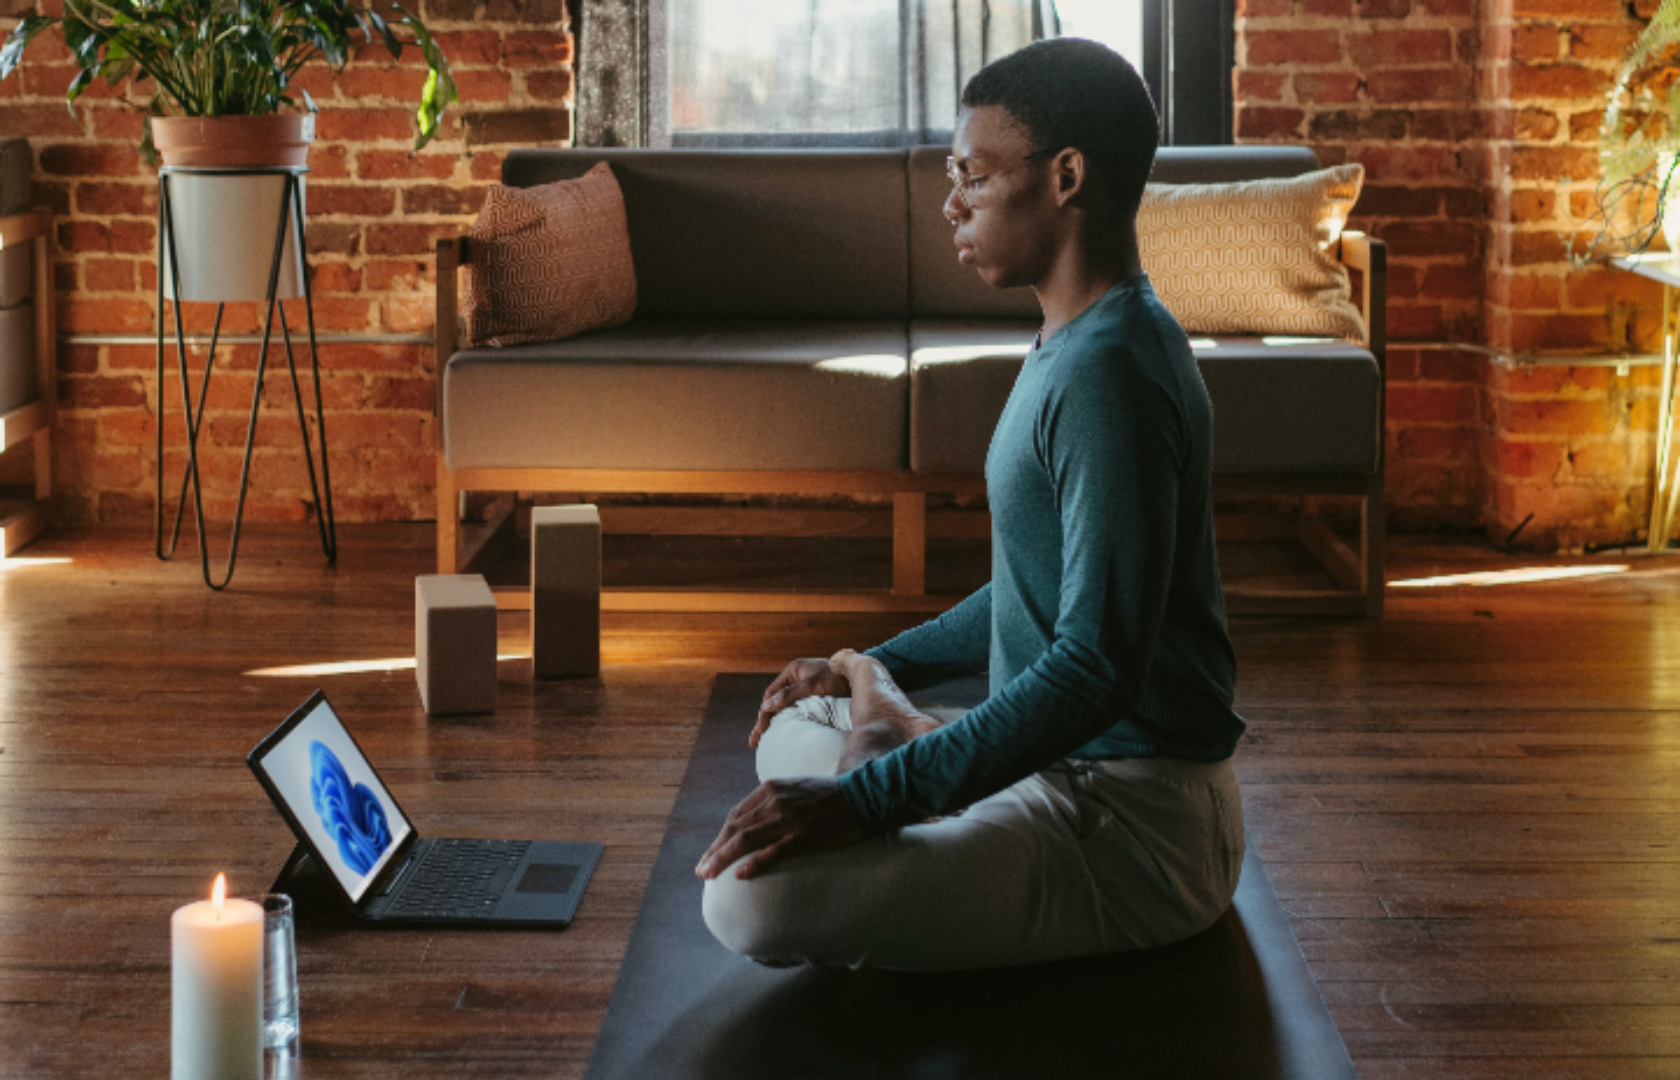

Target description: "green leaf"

left=0, top=16, right=57, bottom=82
left=367, top=10, right=401, bottom=60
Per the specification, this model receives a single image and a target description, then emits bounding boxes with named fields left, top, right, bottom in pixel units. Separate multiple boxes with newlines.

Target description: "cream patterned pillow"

left=1138, top=164, right=1366, bottom=341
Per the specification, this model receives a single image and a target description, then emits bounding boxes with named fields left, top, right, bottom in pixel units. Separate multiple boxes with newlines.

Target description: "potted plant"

left=0, top=0, right=456, bottom=167
left=1, top=0, right=456, bottom=300
left=1582, top=0, right=1680, bottom=258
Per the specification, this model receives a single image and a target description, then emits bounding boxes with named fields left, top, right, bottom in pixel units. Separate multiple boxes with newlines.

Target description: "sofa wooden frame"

left=0, top=207, right=56, bottom=558
left=434, top=232, right=1386, bottom=617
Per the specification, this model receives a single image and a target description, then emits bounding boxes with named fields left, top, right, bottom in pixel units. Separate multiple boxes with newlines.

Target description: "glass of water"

left=256, top=894, right=299, bottom=1049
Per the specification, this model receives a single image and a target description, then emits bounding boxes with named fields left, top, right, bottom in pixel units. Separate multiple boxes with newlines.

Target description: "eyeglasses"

left=945, top=149, right=1057, bottom=209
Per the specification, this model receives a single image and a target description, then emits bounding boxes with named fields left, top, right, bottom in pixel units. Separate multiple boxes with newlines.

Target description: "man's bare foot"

left=829, top=650, right=941, bottom=770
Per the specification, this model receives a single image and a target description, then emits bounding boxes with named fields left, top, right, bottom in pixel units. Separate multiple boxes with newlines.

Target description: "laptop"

left=248, top=689, right=602, bottom=927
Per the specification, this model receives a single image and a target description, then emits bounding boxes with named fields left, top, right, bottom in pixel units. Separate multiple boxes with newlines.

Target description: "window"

left=643, top=0, right=1231, bottom=148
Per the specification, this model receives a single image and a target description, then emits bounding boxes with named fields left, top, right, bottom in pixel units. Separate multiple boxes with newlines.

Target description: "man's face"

left=946, top=105, right=1059, bottom=290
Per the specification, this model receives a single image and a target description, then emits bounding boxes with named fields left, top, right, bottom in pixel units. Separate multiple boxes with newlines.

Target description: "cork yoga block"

left=531, top=505, right=601, bottom=680
left=415, top=574, right=498, bottom=716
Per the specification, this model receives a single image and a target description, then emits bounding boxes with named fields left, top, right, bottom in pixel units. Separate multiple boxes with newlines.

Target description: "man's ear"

left=1052, top=147, right=1088, bottom=207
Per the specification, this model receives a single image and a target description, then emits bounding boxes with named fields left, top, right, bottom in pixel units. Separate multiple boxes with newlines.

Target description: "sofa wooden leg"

left=1362, top=473, right=1386, bottom=618
left=437, top=455, right=460, bottom=575
left=892, top=491, right=926, bottom=597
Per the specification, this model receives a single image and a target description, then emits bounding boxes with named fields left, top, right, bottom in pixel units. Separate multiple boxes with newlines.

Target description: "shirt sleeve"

left=840, top=342, right=1185, bottom=832
left=863, top=583, right=992, bottom=692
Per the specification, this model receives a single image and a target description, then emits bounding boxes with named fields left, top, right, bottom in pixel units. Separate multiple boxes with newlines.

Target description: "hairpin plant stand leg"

left=154, top=169, right=337, bottom=590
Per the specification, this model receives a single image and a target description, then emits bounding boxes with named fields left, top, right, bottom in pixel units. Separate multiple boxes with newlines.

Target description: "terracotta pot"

left=150, top=114, right=315, bottom=169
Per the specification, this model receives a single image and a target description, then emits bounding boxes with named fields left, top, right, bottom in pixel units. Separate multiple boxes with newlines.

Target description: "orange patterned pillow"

left=462, top=161, right=637, bottom=348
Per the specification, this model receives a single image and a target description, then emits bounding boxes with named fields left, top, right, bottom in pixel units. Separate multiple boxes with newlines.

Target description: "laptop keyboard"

left=385, top=839, right=531, bottom=920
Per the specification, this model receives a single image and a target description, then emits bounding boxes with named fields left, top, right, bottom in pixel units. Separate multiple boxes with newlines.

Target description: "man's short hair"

left=960, top=38, right=1160, bottom=217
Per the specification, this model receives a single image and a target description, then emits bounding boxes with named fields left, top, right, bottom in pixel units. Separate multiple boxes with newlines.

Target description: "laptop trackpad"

left=517, top=863, right=580, bottom=894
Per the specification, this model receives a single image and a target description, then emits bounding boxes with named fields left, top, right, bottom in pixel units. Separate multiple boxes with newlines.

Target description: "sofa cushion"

left=463, top=162, right=638, bottom=348
left=501, top=150, right=909, bottom=320
left=1195, top=336, right=1382, bottom=474
left=907, top=322, right=1381, bottom=476
left=1138, top=165, right=1367, bottom=340
left=445, top=321, right=909, bottom=472
left=909, top=320, right=1038, bottom=474
left=906, top=145, right=1326, bottom=321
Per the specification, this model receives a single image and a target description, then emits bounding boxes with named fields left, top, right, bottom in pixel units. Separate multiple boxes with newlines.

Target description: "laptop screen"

left=251, top=695, right=414, bottom=904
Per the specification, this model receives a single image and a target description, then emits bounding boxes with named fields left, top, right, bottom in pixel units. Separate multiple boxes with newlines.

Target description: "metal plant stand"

left=154, top=165, right=336, bottom=589
left=1611, top=253, right=1680, bottom=550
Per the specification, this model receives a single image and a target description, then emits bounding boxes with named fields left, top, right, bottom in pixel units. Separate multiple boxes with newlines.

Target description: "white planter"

left=161, top=173, right=306, bottom=303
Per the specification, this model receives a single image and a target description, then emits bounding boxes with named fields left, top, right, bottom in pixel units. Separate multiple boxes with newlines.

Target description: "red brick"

left=92, top=110, right=146, bottom=141
left=1409, top=109, right=1489, bottom=141
left=1236, top=0, right=1291, bottom=14
left=1509, top=145, right=1598, bottom=182
left=309, top=184, right=398, bottom=216
left=1492, top=439, right=1564, bottom=479
left=310, top=298, right=375, bottom=331
left=1510, top=107, right=1560, bottom=141
left=369, top=375, right=433, bottom=410
left=1354, top=144, right=1459, bottom=181
left=1388, top=383, right=1477, bottom=424
left=1499, top=396, right=1613, bottom=436
left=1508, top=191, right=1556, bottom=229
left=1367, top=66, right=1473, bottom=104
left=1235, top=70, right=1288, bottom=103
left=1489, top=363, right=1610, bottom=395
left=39, top=142, right=139, bottom=176
left=503, top=31, right=571, bottom=66
left=1420, top=264, right=1480, bottom=299
left=1294, top=71, right=1362, bottom=104
left=1507, top=63, right=1612, bottom=100
left=1302, top=0, right=1354, bottom=13
left=1245, top=31, right=1342, bottom=67
left=315, top=108, right=416, bottom=142
left=401, top=184, right=488, bottom=215
left=1375, top=219, right=1480, bottom=259
left=310, top=262, right=362, bottom=293
left=1511, top=0, right=1621, bottom=14
left=1309, top=109, right=1408, bottom=140
left=523, top=69, right=572, bottom=101
left=1387, top=304, right=1446, bottom=340
left=1488, top=271, right=1561, bottom=309
left=1497, top=312, right=1608, bottom=352
left=1567, top=23, right=1636, bottom=60
left=1505, top=229, right=1566, bottom=266
left=365, top=222, right=460, bottom=255
left=310, top=144, right=351, bottom=180
left=83, top=258, right=135, bottom=292
left=1354, top=184, right=1440, bottom=217
left=434, top=31, right=502, bottom=65
left=1395, top=424, right=1476, bottom=463
left=470, top=152, right=503, bottom=181
left=62, top=344, right=99, bottom=374
left=75, top=182, right=156, bottom=216
left=336, top=66, right=430, bottom=101
left=317, top=343, right=427, bottom=371
left=106, top=345, right=155, bottom=371
left=1236, top=107, right=1305, bottom=140
left=1567, top=440, right=1627, bottom=480
left=357, top=149, right=456, bottom=181
left=0, top=104, right=84, bottom=138
left=1350, top=29, right=1451, bottom=66
left=365, top=260, right=434, bottom=291
left=462, top=108, right=570, bottom=146
left=381, top=295, right=433, bottom=333
left=306, top=222, right=361, bottom=257
left=457, top=69, right=515, bottom=102
left=60, top=372, right=147, bottom=408
left=1507, top=24, right=1560, bottom=62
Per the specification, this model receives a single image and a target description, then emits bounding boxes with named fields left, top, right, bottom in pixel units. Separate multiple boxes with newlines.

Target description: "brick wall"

left=0, top=0, right=573, bottom=526
left=1236, top=0, right=1662, bottom=548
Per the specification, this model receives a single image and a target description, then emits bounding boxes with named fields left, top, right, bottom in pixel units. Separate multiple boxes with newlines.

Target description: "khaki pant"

left=701, top=697, right=1245, bottom=971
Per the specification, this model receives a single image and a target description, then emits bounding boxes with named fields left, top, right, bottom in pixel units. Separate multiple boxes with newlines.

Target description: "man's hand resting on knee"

left=696, top=776, right=864, bottom=880
left=751, top=658, right=850, bottom=749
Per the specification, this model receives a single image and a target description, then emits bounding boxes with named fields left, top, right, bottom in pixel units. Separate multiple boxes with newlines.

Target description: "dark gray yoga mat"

left=584, top=673, right=1359, bottom=1080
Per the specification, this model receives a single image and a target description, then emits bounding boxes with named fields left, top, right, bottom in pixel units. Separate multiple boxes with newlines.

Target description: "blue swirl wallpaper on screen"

left=309, top=740, right=393, bottom=875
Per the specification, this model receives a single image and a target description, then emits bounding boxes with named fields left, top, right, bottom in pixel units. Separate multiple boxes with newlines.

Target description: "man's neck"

left=1032, top=227, right=1143, bottom=343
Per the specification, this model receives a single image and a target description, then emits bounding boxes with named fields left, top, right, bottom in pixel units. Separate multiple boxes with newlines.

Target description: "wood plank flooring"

left=0, top=523, right=1675, bottom=1079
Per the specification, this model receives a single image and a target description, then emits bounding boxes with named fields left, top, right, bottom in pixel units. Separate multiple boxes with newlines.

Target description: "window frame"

left=600, top=0, right=1232, bottom=149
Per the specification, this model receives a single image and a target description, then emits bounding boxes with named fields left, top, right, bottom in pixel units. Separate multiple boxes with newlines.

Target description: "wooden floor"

left=0, top=523, right=1677, bottom=1079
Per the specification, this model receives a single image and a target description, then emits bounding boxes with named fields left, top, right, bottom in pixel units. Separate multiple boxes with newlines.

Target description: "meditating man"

left=695, top=37, right=1247, bottom=971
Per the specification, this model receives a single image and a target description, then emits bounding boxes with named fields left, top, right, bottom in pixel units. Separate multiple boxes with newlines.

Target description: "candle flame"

left=212, top=874, right=226, bottom=919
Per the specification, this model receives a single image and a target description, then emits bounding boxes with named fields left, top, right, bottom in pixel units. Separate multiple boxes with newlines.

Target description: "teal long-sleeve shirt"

left=838, top=276, right=1244, bottom=832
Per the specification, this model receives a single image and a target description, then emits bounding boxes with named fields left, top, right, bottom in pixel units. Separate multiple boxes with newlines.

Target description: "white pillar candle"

left=171, top=874, right=264, bottom=1080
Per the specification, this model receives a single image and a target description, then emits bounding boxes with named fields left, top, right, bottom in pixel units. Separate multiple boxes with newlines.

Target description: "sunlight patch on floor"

left=246, top=654, right=530, bottom=677
left=1390, top=565, right=1629, bottom=588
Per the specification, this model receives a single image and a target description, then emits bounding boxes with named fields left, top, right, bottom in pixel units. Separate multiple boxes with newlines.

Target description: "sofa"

left=434, top=145, right=1387, bottom=616
left=0, top=136, right=55, bottom=557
